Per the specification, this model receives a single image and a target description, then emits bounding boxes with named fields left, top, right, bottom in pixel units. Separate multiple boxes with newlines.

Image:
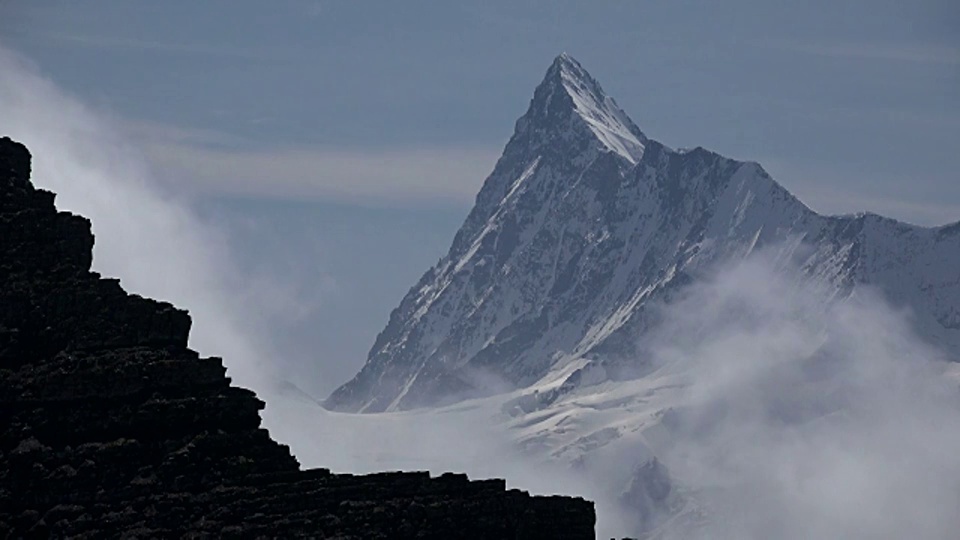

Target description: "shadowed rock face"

left=0, top=137, right=596, bottom=539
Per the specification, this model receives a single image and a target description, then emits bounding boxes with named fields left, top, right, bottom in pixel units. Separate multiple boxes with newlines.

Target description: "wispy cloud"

left=759, top=157, right=960, bottom=227
left=121, top=119, right=253, bottom=148
left=645, top=254, right=960, bottom=539
left=0, top=44, right=317, bottom=393
left=128, top=122, right=501, bottom=206
left=806, top=187, right=960, bottom=227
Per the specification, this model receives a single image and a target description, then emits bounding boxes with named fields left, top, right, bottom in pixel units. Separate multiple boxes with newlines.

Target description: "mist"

left=639, top=255, right=960, bottom=539
left=264, top=254, right=960, bottom=538
left=0, top=45, right=286, bottom=393
left=3, top=42, right=959, bottom=539
left=0, top=41, right=621, bottom=525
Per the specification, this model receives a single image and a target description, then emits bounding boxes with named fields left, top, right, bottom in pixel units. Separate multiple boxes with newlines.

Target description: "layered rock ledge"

left=0, top=137, right=596, bottom=539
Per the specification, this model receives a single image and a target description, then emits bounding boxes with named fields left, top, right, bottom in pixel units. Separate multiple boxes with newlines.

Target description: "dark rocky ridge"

left=0, top=137, right=596, bottom=539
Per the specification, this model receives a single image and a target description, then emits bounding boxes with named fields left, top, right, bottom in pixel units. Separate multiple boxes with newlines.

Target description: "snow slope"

left=326, top=53, right=960, bottom=415
left=278, top=258, right=960, bottom=537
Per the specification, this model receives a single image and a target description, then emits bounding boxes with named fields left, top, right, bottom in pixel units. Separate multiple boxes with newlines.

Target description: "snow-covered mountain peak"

left=531, top=53, right=647, bottom=164
left=325, top=54, right=960, bottom=415
left=545, top=52, right=597, bottom=90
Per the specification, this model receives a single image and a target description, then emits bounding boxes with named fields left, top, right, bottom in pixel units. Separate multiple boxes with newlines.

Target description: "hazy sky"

left=1, top=0, right=958, bottom=395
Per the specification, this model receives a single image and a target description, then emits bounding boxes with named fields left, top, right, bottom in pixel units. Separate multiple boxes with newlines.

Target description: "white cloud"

left=0, top=44, right=313, bottom=393
left=265, top=251, right=960, bottom=538
left=642, top=254, right=960, bottom=539
left=0, top=43, right=617, bottom=535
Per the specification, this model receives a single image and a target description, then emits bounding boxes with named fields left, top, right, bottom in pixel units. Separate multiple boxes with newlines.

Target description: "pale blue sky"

left=1, top=0, right=958, bottom=395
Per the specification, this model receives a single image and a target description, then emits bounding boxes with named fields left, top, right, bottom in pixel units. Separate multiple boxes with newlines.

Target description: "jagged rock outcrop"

left=327, top=53, right=960, bottom=413
left=0, top=136, right=596, bottom=539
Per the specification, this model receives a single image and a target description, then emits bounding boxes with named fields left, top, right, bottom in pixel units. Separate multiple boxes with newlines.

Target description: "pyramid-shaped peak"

left=532, top=53, right=647, bottom=164
left=548, top=53, right=590, bottom=80
left=542, top=53, right=603, bottom=98
left=550, top=52, right=581, bottom=69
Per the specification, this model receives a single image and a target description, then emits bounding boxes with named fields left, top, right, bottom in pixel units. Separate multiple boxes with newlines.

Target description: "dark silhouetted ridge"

left=0, top=137, right=596, bottom=539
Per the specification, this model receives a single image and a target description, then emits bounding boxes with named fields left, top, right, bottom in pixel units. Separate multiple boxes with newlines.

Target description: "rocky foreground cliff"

left=0, top=136, right=596, bottom=539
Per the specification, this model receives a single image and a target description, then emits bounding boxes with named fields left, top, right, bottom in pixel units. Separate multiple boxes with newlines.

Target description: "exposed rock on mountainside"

left=0, top=137, right=596, bottom=539
left=327, top=53, right=960, bottom=413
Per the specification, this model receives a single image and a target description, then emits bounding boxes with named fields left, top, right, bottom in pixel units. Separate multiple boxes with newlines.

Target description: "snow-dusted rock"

left=325, top=53, right=960, bottom=414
